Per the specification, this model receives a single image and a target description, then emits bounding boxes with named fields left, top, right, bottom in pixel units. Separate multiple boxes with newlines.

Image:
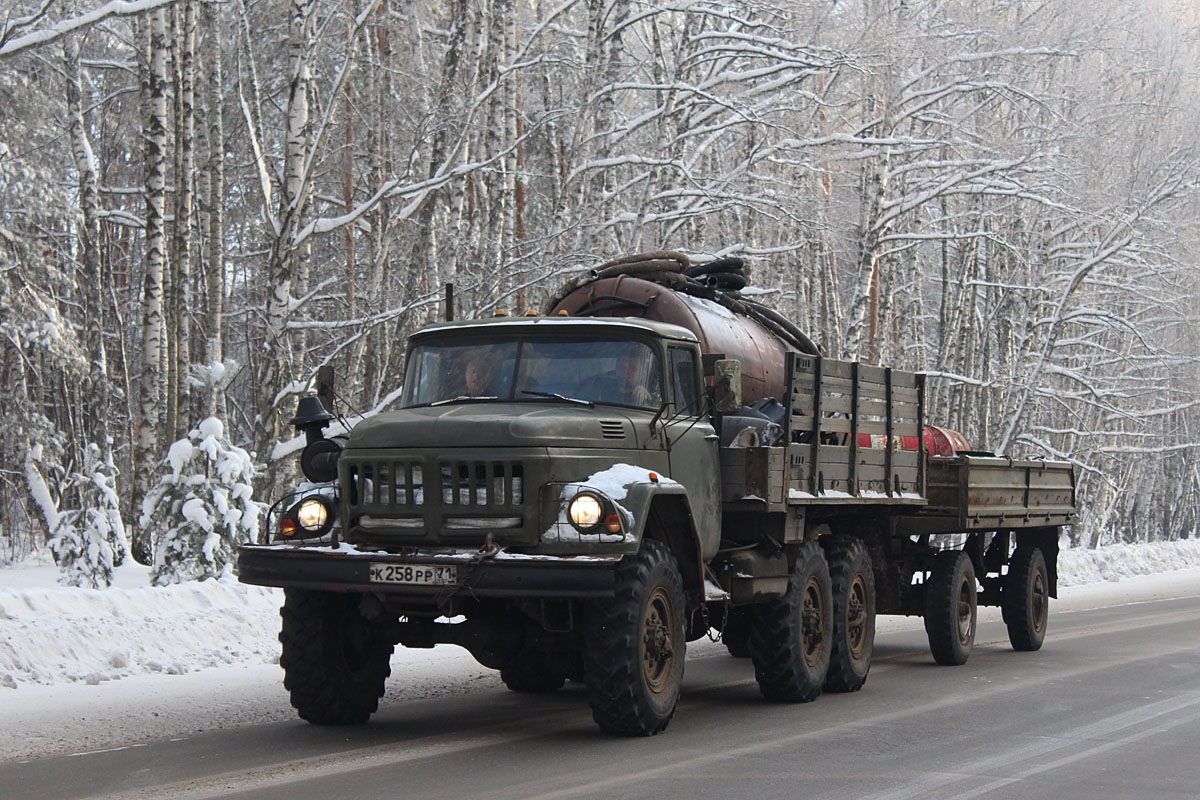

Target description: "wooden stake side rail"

left=718, top=355, right=1076, bottom=524
left=777, top=353, right=926, bottom=505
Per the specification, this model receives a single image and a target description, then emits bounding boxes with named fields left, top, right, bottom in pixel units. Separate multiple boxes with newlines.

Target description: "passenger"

left=620, top=352, right=656, bottom=406
left=585, top=348, right=660, bottom=407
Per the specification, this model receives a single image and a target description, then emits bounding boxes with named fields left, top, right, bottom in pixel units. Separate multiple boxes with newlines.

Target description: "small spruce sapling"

left=142, top=418, right=263, bottom=584
left=50, top=442, right=129, bottom=588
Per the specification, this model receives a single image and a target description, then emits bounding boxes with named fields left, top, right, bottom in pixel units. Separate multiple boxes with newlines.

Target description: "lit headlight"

left=297, top=498, right=329, bottom=531
left=281, top=495, right=334, bottom=539
left=568, top=493, right=604, bottom=529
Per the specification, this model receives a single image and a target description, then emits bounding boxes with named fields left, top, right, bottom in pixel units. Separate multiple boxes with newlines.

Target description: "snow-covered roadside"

left=1, top=541, right=1198, bottom=761
left=5, top=540, right=1198, bottom=691
left=1056, top=539, right=1200, bottom=585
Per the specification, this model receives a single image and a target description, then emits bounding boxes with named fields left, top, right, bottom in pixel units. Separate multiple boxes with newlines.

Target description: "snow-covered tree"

left=50, top=442, right=129, bottom=588
left=142, top=418, right=263, bottom=585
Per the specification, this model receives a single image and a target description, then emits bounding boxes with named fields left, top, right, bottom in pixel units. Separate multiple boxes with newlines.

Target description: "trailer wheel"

left=582, top=540, right=686, bottom=736
left=1004, top=546, right=1049, bottom=651
left=279, top=588, right=394, bottom=724
left=822, top=536, right=875, bottom=692
left=924, top=550, right=977, bottom=666
left=721, top=607, right=751, bottom=658
left=748, top=541, right=832, bottom=702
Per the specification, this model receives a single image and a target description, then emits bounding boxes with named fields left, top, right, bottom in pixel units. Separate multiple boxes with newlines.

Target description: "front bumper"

left=237, top=543, right=619, bottom=599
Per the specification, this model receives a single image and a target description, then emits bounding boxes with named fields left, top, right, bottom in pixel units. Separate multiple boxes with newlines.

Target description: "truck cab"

left=333, top=317, right=720, bottom=562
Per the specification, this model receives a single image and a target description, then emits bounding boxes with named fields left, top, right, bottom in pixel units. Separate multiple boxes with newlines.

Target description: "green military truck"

left=238, top=253, right=1076, bottom=736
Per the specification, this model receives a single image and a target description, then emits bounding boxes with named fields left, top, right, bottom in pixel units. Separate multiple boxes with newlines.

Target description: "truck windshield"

left=401, top=337, right=663, bottom=410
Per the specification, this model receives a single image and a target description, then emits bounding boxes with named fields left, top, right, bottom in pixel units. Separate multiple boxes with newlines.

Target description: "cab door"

left=663, top=344, right=721, bottom=557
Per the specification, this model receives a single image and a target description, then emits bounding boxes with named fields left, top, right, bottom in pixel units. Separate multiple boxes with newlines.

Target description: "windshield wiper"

left=429, top=395, right=500, bottom=406
left=520, top=390, right=594, bottom=407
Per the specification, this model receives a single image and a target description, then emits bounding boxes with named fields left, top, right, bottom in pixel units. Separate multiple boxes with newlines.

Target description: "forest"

left=1, top=0, right=1197, bottom=581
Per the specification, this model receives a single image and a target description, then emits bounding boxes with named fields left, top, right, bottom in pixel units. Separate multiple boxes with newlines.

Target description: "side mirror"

left=713, top=359, right=742, bottom=414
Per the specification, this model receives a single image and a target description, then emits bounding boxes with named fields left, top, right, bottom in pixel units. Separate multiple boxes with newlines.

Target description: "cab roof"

left=410, top=315, right=699, bottom=344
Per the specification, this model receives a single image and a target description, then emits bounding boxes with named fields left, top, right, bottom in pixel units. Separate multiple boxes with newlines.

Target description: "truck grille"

left=346, top=459, right=525, bottom=511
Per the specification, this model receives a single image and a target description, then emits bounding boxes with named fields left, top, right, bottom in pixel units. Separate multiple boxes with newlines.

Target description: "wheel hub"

left=846, top=575, right=868, bottom=659
left=956, top=578, right=975, bottom=645
left=802, top=578, right=825, bottom=666
left=1032, top=571, right=1047, bottom=632
left=642, top=587, right=675, bottom=692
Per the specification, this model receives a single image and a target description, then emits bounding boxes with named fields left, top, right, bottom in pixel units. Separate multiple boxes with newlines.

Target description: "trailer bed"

left=720, top=353, right=1076, bottom=532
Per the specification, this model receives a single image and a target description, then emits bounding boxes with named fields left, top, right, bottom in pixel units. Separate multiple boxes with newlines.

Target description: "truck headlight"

left=568, top=493, right=604, bottom=529
left=568, top=492, right=623, bottom=535
left=281, top=496, right=335, bottom=539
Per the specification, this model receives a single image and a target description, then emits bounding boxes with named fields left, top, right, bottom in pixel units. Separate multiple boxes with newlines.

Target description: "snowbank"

left=0, top=561, right=282, bottom=689
left=1056, top=539, right=1200, bottom=586
left=1, top=540, right=1197, bottom=690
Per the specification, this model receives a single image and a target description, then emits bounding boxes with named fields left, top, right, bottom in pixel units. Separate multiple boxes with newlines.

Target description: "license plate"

left=369, top=563, right=457, bottom=586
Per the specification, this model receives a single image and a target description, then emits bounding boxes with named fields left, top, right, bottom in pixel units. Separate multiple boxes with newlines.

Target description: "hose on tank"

left=545, top=251, right=820, bottom=355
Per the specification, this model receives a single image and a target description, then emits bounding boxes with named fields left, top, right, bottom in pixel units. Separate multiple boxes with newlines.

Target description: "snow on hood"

left=575, top=463, right=677, bottom=501
left=542, top=463, right=678, bottom=545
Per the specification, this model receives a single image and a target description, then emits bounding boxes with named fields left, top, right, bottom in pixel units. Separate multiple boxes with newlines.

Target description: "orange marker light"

left=648, top=472, right=659, bottom=483
left=280, top=518, right=298, bottom=537
left=604, top=514, right=622, bottom=534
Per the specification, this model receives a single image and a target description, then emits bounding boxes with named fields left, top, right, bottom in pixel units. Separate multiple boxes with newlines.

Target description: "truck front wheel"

left=822, top=536, right=875, bottom=692
left=1004, top=546, right=1049, bottom=651
left=749, top=541, right=833, bottom=702
left=924, top=550, right=977, bottom=666
left=583, top=540, right=686, bottom=736
left=279, top=588, right=394, bottom=724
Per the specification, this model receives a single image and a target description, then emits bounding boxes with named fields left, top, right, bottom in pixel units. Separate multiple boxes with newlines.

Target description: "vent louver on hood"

left=599, top=421, right=626, bottom=440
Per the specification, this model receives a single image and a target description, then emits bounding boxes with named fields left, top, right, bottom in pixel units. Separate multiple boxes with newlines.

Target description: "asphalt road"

left=5, top=592, right=1199, bottom=800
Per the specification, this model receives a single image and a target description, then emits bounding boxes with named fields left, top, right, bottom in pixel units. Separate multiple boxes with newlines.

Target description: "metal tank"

left=551, top=274, right=970, bottom=455
left=551, top=275, right=792, bottom=404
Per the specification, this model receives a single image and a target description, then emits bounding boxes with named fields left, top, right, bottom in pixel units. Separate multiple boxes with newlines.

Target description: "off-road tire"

left=822, top=536, right=875, bottom=692
left=721, top=606, right=751, bottom=658
left=582, top=540, right=686, bottom=736
left=1004, top=546, right=1049, bottom=651
left=748, top=541, right=832, bottom=702
left=279, top=588, right=394, bottom=724
left=500, top=651, right=568, bottom=693
left=924, top=550, right=977, bottom=666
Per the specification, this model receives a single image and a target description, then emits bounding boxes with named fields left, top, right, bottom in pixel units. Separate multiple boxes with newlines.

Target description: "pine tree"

left=142, top=418, right=263, bottom=584
left=50, top=443, right=129, bottom=588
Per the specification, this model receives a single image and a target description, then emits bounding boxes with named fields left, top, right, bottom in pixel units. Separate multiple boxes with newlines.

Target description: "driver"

left=464, top=352, right=496, bottom=395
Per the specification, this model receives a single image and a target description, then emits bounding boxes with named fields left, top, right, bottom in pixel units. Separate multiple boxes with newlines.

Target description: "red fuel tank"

left=865, top=426, right=971, bottom=456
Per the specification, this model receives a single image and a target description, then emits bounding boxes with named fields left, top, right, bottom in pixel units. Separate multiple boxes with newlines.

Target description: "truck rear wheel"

left=1004, top=546, right=1049, bottom=651
left=822, top=536, right=875, bottom=692
left=924, top=550, right=977, bottom=666
left=279, top=588, right=394, bottom=724
left=748, top=541, right=832, bottom=702
left=583, top=540, right=686, bottom=736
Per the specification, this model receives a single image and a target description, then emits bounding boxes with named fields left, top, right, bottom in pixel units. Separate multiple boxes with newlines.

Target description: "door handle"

left=704, top=434, right=719, bottom=441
